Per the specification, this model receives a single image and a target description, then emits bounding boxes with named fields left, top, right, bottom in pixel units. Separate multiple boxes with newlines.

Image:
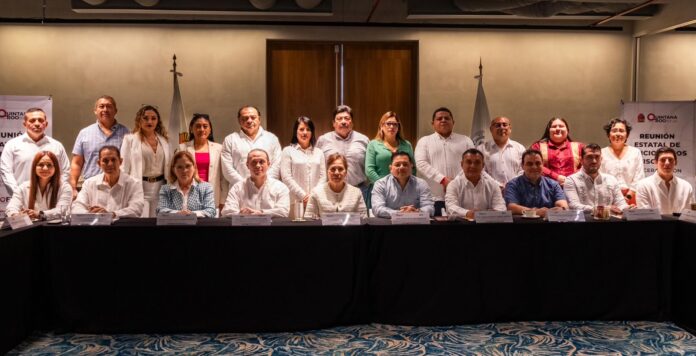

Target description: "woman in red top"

left=530, top=117, right=584, bottom=186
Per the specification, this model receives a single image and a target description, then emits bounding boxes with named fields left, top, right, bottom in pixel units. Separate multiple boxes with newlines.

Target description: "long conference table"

left=2, top=215, right=696, bottom=354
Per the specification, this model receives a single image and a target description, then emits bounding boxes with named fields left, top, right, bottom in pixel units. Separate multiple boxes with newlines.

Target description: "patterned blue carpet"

left=9, top=321, right=696, bottom=355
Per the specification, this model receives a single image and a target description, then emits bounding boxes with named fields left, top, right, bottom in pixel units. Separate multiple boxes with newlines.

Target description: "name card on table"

left=70, top=213, right=113, bottom=226
left=474, top=211, right=513, bottom=223
left=547, top=209, right=586, bottom=222
left=7, top=214, right=33, bottom=230
left=230, top=214, right=272, bottom=226
left=624, top=208, right=662, bottom=221
left=391, top=211, right=430, bottom=225
left=322, top=212, right=362, bottom=226
left=156, top=213, right=197, bottom=226
left=679, top=209, right=696, bottom=224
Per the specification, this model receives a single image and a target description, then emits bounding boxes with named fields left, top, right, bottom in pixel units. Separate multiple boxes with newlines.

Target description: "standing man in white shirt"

left=316, top=105, right=371, bottom=201
left=72, top=145, right=144, bottom=218
left=221, top=149, right=290, bottom=217
left=477, top=116, right=526, bottom=189
left=415, top=107, right=474, bottom=216
left=635, top=147, right=694, bottom=215
left=563, top=143, right=628, bottom=213
left=1, top=108, right=70, bottom=196
left=221, top=105, right=282, bottom=188
left=445, top=148, right=506, bottom=219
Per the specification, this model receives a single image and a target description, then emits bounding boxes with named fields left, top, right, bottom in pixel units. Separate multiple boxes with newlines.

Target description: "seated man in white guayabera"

left=445, top=148, right=506, bottom=220
left=72, top=145, right=144, bottom=218
left=371, top=151, right=434, bottom=218
left=635, top=147, right=693, bottom=215
left=564, top=143, right=629, bottom=213
left=221, top=149, right=289, bottom=217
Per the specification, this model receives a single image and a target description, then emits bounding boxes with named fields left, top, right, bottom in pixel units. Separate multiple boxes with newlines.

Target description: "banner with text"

left=0, top=96, right=53, bottom=218
left=622, top=101, right=695, bottom=191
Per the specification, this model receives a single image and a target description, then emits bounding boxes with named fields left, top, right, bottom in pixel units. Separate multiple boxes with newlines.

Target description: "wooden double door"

left=267, top=41, right=418, bottom=146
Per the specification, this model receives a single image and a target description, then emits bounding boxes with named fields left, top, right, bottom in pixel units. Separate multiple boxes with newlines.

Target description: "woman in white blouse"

left=6, top=151, right=72, bottom=220
left=280, top=116, right=326, bottom=219
left=120, top=105, right=171, bottom=217
left=306, top=153, right=367, bottom=218
left=179, top=114, right=228, bottom=214
left=600, top=118, right=644, bottom=205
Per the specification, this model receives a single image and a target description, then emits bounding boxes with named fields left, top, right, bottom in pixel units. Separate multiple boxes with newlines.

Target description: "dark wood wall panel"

left=343, top=42, right=418, bottom=145
left=267, top=41, right=337, bottom=146
left=267, top=41, right=418, bottom=146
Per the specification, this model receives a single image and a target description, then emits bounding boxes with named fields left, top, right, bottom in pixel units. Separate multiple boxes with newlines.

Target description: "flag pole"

left=168, top=54, right=188, bottom=155
left=471, top=58, right=491, bottom=146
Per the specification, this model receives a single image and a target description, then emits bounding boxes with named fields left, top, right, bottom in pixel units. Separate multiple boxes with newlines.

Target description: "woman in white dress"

left=600, top=118, right=644, bottom=205
left=120, top=105, right=171, bottom=217
left=178, top=114, right=227, bottom=214
left=6, top=151, right=72, bottom=220
left=306, top=153, right=367, bottom=218
left=280, top=116, right=326, bottom=219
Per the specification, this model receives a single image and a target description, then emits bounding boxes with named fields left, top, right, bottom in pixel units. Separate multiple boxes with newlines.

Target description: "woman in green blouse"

left=365, top=111, right=416, bottom=184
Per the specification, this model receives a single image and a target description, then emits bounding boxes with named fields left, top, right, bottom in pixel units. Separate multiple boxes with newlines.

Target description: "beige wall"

left=638, top=31, right=696, bottom=102
left=0, top=24, right=693, bottom=152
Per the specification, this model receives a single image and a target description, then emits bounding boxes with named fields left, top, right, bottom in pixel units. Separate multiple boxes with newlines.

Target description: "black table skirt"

left=1, top=216, right=694, bottom=354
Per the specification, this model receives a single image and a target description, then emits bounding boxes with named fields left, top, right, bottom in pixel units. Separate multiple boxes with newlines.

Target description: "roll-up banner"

left=622, top=101, right=695, bottom=191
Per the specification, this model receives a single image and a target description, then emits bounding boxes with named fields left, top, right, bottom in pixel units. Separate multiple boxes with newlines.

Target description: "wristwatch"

left=39, top=211, right=46, bottom=221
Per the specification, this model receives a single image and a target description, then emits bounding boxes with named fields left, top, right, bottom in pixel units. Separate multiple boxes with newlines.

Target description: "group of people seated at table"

left=2, top=95, right=694, bottom=221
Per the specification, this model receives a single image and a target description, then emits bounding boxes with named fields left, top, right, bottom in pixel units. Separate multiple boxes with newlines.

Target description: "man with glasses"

left=477, top=116, right=526, bottom=189
left=221, top=105, right=282, bottom=188
left=1, top=108, right=70, bottom=196
left=70, top=95, right=129, bottom=199
left=415, top=107, right=474, bottom=216
left=316, top=105, right=370, bottom=200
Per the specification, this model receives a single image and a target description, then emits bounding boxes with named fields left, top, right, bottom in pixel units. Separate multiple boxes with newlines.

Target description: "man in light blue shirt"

left=504, top=148, right=568, bottom=218
left=70, top=95, right=129, bottom=198
left=371, top=151, right=434, bottom=218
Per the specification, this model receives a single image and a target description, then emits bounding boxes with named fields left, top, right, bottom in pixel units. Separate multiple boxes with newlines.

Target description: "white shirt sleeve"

left=0, top=141, right=19, bottom=195
left=220, top=135, right=244, bottom=187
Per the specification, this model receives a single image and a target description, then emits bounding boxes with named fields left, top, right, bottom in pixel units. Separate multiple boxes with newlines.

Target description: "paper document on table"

left=157, top=213, right=198, bottom=226
left=322, top=212, right=362, bottom=226
left=71, top=213, right=113, bottom=226
left=474, top=211, right=513, bottom=223
left=624, top=208, right=661, bottom=221
left=230, top=214, right=272, bottom=226
left=547, top=210, right=585, bottom=222
left=391, top=211, right=430, bottom=225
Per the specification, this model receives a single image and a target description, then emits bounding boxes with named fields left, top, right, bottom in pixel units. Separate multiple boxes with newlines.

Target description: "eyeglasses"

left=383, top=122, right=400, bottom=128
left=492, top=122, right=510, bottom=128
left=36, top=163, right=54, bottom=169
left=193, top=113, right=209, bottom=119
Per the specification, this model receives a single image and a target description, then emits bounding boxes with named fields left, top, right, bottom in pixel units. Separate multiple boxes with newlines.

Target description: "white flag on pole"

left=471, top=59, right=492, bottom=146
left=168, top=54, right=188, bottom=155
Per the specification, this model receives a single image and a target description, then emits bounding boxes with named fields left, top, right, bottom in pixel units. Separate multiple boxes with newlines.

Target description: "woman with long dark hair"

left=6, top=151, right=72, bottom=220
